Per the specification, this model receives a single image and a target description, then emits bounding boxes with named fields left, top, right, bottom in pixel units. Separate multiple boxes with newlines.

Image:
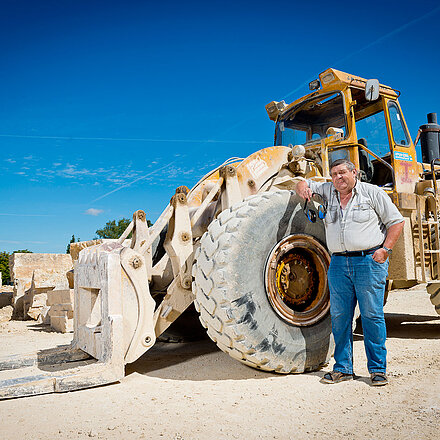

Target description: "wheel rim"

left=265, top=234, right=330, bottom=326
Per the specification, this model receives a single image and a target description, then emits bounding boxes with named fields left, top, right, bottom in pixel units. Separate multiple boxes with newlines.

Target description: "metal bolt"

left=181, top=232, right=191, bottom=242
left=177, top=193, right=187, bottom=204
left=182, top=276, right=192, bottom=289
left=131, top=257, right=142, bottom=269
left=226, top=165, right=236, bottom=176
left=247, top=179, right=256, bottom=188
left=144, top=336, right=151, bottom=344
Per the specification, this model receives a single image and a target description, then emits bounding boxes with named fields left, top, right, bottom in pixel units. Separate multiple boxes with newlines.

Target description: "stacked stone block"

left=46, top=289, right=74, bottom=333
left=9, top=253, right=73, bottom=318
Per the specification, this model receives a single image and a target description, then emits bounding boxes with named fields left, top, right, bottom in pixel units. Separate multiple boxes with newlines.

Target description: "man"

left=296, top=159, right=404, bottom=386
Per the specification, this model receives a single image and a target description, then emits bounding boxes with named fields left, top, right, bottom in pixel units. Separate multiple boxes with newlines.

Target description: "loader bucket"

left=0, top=241, right=156, bottom=399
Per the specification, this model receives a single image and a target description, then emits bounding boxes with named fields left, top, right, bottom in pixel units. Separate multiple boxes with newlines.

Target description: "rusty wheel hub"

left=265, top=234, right=330, bottom=326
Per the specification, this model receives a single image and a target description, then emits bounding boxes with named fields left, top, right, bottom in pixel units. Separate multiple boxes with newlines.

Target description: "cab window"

left=353, top=98, right=393, bottom=187
left=275, top=92, right=346, bottom=146
left=388, top=101, right=410, bottom=146
left=355, top=109, right=390, bottom=157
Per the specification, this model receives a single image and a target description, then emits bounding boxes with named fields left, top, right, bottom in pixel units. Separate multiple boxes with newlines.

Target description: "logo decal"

left=394, top=151, right=412, bottom=162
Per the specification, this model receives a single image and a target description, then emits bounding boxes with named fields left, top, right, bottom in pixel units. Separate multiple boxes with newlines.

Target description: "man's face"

left=330, top=164, right=357, bottom=193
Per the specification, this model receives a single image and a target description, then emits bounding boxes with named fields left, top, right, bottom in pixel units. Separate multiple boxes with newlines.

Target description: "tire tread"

left=193, top=191, right=331, bottom=373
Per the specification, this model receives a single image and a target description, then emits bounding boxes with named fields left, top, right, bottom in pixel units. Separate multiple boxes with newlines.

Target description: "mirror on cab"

left=365, top=79, right=380, bottom=101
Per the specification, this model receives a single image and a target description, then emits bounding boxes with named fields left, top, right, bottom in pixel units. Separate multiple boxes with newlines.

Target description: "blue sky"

left=1, top=0, right=440, bottom=254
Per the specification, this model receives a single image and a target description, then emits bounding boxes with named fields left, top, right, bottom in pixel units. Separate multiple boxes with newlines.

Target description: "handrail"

left=430, top=159, right=440, bottom=195
left=355, top=143, right=395, bottom=179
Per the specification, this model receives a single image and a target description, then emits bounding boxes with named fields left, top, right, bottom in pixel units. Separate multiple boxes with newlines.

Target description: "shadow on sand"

left=127, top=311, right=439, bottom=382
left=125, top=338, right=278, bottom=381
left=353, top=312, right=439, bottom=340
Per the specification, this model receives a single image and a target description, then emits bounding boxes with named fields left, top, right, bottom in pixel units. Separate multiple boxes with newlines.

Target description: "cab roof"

left=285, top=68, right=399, bottom=113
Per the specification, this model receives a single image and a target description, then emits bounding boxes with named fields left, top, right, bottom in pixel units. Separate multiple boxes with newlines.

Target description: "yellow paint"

left=188, top=146, right=290, bottom=208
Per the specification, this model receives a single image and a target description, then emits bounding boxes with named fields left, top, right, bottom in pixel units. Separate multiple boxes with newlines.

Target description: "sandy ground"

left=0, top=285, right=439, bottom=440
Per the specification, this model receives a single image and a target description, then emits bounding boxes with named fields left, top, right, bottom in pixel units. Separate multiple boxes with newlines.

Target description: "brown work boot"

left=370, top=372, right=388, bottom=386
left=321, top=371, right=353, bottom=384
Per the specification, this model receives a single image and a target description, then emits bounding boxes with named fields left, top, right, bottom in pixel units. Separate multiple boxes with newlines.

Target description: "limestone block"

left=49, top=305, right=74, bottom=318
left=23, top=267, right=61, bottom=319
left=47, top=289, right=74, bottom=306
left=9, top=253, right=73, bottom=317
left=66, top=270, right=74, bottom=288
left=50, top=312, right=73, bottom=333
left=0, top=305, right=13, bottom=323
left=40, top=305, right=51, bottom=324
left=26, top=292, right=49, bottom=320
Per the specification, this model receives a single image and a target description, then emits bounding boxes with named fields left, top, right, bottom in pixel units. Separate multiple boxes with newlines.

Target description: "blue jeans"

left=327, top=254, right=389, bottom=374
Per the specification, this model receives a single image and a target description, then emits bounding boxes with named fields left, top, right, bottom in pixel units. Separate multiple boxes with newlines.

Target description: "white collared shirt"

left=307, top=180, right=404, bottom=254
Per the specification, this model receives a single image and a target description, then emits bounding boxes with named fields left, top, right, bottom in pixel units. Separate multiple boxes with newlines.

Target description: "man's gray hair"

left=330, top=159, right=356, bottom=172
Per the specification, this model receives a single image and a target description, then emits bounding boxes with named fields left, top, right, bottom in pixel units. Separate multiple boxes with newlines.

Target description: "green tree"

left=95, top=217, right=152, bottom=240
left=95, top=218, right=132, bottom=239
left=0, top=252, right=10, bottom=285
left=0, top=249, right=32, bottom=285
left=66, top=234, right=80, bottom=254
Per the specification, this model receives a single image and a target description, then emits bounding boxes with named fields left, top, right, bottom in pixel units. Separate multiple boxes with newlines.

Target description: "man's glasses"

left=303, top=193, right=327, bottom=223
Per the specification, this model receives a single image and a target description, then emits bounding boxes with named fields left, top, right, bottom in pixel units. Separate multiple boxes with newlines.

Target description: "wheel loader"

left=1, top=68, right=440, bottom=399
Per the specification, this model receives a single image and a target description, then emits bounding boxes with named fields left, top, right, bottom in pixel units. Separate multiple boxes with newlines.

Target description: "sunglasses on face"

left=303, top=193, right=327, bottom=223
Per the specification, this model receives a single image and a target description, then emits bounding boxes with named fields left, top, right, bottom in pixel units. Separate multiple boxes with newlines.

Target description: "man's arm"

left=372, top=220, right=405, bottom=263
left=295, top=180, right=313, bottom=200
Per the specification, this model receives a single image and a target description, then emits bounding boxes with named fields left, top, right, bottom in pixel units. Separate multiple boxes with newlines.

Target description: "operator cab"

left=351, top=87, right=410, bottom=188
left=268, top=68, right=419, bottom=196
left=272, top=70, right=412, bottom=189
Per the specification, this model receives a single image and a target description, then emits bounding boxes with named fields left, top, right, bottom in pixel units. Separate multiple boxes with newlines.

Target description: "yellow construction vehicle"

left=1, top=68, right=439, bottom=398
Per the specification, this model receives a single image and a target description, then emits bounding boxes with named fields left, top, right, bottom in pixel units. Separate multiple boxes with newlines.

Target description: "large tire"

left=192, top=190, right=334, bottom=373
left=427, top=282, right=440, bottom=315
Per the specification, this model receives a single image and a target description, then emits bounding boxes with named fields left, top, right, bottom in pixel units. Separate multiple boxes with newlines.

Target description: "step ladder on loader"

left=425, top=160, right=440, bottom=314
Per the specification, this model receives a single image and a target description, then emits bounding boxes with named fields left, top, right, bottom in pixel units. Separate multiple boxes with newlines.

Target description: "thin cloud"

left=0, top=213, right=54, bottom=217
left=91, top=160, right=177, bottom=203
left=85, top=208, right=104, bottom=216
left=0, top=133, right=266, bottom=144
left=58, top=163, right=97, bottom=178
left=0, top=240, right=47, bottom=244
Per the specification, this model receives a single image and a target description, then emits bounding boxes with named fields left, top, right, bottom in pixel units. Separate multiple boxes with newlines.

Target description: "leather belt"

left=333, top=245, right=382, bottom=257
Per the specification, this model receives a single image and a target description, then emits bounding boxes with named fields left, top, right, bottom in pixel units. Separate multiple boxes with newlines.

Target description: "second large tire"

left=192, top=190, right=334, bottom=373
